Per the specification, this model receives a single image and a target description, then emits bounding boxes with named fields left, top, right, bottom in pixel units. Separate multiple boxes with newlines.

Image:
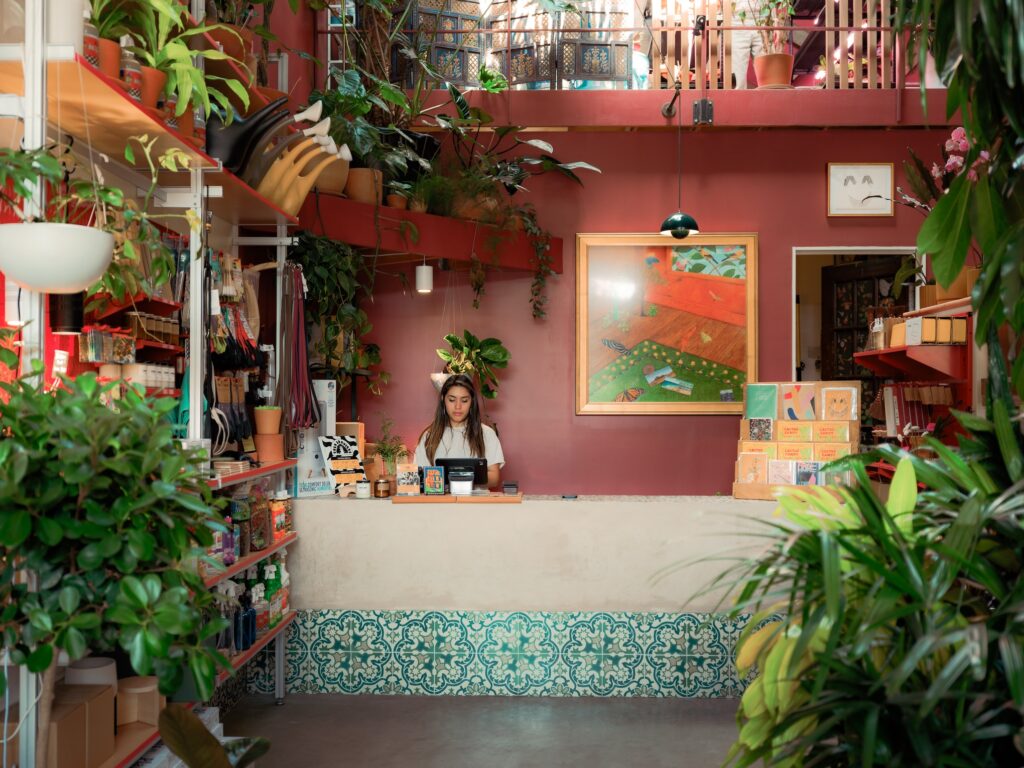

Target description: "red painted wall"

left=347, top=127, right=949, bottom=495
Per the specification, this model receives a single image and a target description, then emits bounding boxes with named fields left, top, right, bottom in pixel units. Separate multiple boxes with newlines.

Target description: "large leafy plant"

left=0, top=371, right=228, bottom=767
left=289, top=230, right=390, bottom=394
left=437, top=330, right=509, bottom=399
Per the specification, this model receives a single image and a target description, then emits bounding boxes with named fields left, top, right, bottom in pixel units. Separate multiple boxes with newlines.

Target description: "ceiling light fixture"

left=659, top=23, right=702, bottom=240
left=416, top=256, right=433, bottom=294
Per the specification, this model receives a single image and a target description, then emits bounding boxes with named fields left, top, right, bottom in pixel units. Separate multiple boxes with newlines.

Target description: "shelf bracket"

left=155, top=186, right=223, bottom=208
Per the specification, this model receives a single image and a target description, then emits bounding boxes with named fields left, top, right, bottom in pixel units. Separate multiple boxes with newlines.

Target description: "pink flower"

left=951, top=126, right=966, bottom=142
left=945, top=139, right=956, bottom=152
left=931, top=162, right=942, bottom=180
left=979, top=150, right=990, bottom=161
left=957, top=139, right=969, bottom=153
left=967, top=169, right=978, bottom=182
left=945, top=154, right=965, bottom=172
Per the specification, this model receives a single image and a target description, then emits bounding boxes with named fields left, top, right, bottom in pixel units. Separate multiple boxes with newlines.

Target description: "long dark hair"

left=420, top=373, right=486, bottom=464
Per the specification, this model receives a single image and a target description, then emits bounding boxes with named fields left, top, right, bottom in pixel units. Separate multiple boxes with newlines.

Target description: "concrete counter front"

left=252, top=496, right=775, bottom=699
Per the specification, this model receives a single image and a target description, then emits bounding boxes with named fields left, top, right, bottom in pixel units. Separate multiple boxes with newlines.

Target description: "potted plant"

left=127, top=1, right=251, bottom=117
left=289, top=231, right=390, bottom=395
left=370, top=416, right=409, bottom=489
left=436, top=329, right=509, bottom=399
left=736, top=0, right=795, bottom=87
left=0, top=370, right=228, bottom=768
left=89, top=0, right=131, bottom=80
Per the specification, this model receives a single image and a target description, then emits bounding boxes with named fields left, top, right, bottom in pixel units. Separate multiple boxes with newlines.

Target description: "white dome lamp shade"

left=0, top=223, right=115, bottom=293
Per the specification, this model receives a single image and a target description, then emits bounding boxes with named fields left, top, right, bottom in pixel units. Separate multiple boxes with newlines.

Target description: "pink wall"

left=345, top=128, right=949, bottom=495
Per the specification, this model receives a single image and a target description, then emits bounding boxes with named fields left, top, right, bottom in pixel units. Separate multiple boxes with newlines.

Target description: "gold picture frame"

left=576, top=233, right=758, bottom=415
left=826, top=162, right=895, bottom=216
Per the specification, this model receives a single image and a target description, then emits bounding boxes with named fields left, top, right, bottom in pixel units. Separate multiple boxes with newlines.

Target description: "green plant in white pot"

left=436, top=330, right=509, bottom=399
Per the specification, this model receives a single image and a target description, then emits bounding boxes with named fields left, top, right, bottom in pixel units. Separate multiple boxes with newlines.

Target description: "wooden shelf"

left=143, top=386, right=181, bottom=397
left=96, top=702, right=195, bottom=768
left=0, top=50, right=298, bottom=227
left=904, top=297, right=972, bottom=318
left=135, top=339, right=183, bottom=353
left=298, top=195, right=564, bottom=274
left=391, top=493, right=524, bottom=504
left=93, top=294, right=182, bottom=321
left=204, top=531, right=297, bottom=587
left=217, top=610, right=297, bottom=683
left=0, top=51, right=214, bottom=171
left=207, top=458, right=297, bottom=490
left=853, top=345, right=968, bottom=381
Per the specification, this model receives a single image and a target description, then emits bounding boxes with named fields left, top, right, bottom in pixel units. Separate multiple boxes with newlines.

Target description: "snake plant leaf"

left=886, top=458, right=917, bottom=535
left=993, top=398, right=1024, bottom=482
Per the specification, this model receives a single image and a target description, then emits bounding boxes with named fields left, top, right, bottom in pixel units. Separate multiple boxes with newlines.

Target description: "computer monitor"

left=436, top=457, right=488, bottom=487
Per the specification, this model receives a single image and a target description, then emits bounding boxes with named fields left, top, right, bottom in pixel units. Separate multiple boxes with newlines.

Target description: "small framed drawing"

left=827, top=163, right=894, bottom=217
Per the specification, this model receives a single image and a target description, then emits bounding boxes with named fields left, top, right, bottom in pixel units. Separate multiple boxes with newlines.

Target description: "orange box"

left=918, top=284, right=938, bottom=308
left=55, top=684, right=115, bottom=768
left=47, top=698, right=87, bottom=768
left=935, top=266, right=980, bottom=302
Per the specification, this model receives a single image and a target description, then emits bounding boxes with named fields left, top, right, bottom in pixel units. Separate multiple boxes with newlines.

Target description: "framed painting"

left=576, top=233, right=758, bottom=415
left=826, top=163, right=894, bottom=216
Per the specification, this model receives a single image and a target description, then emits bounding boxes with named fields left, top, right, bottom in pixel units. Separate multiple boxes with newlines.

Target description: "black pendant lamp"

left=49, top=292, right=84, bottom=335
left=660, top=81, right=700, bottom=240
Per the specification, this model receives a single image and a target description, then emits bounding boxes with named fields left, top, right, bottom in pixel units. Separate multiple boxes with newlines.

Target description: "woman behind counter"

left=414, top=373, right=504, bottom=489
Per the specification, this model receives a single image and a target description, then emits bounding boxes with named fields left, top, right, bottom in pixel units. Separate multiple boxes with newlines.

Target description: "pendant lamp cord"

left=676, top=84, right=682, bottom=213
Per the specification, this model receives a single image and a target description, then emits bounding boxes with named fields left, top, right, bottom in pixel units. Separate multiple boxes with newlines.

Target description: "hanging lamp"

left=416, top=256, right=433, bottom=293
left=659, top=79, right=700, bottom=240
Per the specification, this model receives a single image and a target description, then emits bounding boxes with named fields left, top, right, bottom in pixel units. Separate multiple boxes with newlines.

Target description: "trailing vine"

left=515, top=204, right=554, bottom=319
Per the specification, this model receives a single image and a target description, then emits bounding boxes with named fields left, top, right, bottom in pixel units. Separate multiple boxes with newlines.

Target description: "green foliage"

left=899, top=0, right=1024, bottom=395
left=436, top=330, right=509, bottom=399
left=734, top=0, right=795, bottom=54
left=514, top=203, right=555, bottom=320
left=0, top=372, right=229, bottom=700
left=371, top=416, right=408, bottom=473
left=289, top=231, right=389, bottom=395
left=89, top=0, right=131, bottom=41
left=126, top=1, right=251, bottom=122
left=160, top=704, right=269, bottom=768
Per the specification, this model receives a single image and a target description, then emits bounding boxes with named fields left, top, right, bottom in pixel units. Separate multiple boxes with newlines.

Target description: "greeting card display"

left=423, top=466, right=445, bottom=495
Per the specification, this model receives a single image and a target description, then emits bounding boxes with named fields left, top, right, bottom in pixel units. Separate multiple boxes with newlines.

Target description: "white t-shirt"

left=414, top=423, right=505, bottom=468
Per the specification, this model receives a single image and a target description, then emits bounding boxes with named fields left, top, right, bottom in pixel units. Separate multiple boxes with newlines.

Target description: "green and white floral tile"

left=247, top=609, right=748, bottom=698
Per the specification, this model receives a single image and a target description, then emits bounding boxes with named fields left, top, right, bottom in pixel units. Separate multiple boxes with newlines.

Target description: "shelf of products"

left=217, top=610, right=296, bottom=684
left=97, top=702, right=195, bottom=768
left=135, top=339, right=184, bottom=354
left=299, top=195, right=564, bottom=274
left=93, top=294, right=182, bottom=321
left=206, top=458, right=298, bottom=490
left=144, top=386, right=181, bottom=398
left=853, top=344, right=968, bottom=381
left=204, top=531, right=298, bottom=588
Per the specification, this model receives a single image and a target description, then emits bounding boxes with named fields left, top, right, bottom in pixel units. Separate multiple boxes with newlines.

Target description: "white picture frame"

left=827, top=162, right=895, bottom=217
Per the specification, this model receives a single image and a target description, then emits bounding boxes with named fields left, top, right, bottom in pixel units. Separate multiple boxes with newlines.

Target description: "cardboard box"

left=48, top=698, right=87, bottom=768
left=291, top=427, right=335, bottom=498
left=935, top=317, right=952, bottom=343
left=936, top=265, right=980, bottom=302
left=889, top=322, right=906, bottom=347
left=117, top=677, right=164, bottom=727
left=905, top=317, right=923, bottom=346
left=952, top=317, right=968, bottom=344
left=334, top=421, right=365, bottom=460
left=55, top=683, right=115, bottom=768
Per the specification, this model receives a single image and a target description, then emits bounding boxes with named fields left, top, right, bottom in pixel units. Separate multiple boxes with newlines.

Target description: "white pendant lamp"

left=416, top=258, right=432, bottom=293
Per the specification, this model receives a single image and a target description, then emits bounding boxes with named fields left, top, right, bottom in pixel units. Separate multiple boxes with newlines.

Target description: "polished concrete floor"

left=224, top=694, right=738, bottom=767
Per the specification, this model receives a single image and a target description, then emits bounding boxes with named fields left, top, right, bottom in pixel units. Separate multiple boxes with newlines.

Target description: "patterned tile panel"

left=248, top=610, right=749, bottom=698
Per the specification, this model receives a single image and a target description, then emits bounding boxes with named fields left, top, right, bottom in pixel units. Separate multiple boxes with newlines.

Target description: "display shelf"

left=93, top=294, right=182, bottom=321
left=217, top=610, right=296, bottom=684
left=0, top=52, right=214, bottom=171
left=161, top=167, right=300, bottom=227
left=207, top=458, right=297, bottom=490
left=135, top=339, right=184, bottom=353
left=298, top=195, right=564, bottom=274
left=97, top=702, right=195, bottom=768
left=390, top=493, right=524, bottom=504
left=853, top=344, right=967, bottom=381
left=144, top=386, right=181, bottom=398
left=204, top=532, right=298, bottom=587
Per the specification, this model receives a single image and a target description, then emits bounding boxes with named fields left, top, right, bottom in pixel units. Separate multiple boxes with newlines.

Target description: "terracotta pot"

left=254, top=433, right=285, bottom=463
left=386, top=193, right=408, bottom=210
left=454, top=195, right=500, bottom=222
left=344, top=168, right=383, bottom=205
left=254, top=407, right=282, bottom=435
left=752, top=53, right=794, bottom=88
left=168, top=103, right=195, bottom=139
left=139, top=66, right=167, bottom=110
left=97, top=37, right=121, bottom=81
left=313, top=158, right=351, bottom=195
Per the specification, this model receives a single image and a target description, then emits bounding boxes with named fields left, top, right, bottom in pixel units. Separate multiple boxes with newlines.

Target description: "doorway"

left=792, top=247, right=917, bottom=428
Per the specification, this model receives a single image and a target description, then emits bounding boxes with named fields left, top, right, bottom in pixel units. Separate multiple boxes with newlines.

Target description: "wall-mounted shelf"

left=217, top=610, right=296, bottom=684
left=853, top=345, right=967, bottom=381
left=97, top=702, right=195, bottom=768
left=299, top=195, right=564, bottom=274
left=207, top=458, right=297, bottom=490
left=93, top=294, right=182, bottom=321
left=204, top=532, right=297, bottom=587
left=904, top=297, right=973, bottom=318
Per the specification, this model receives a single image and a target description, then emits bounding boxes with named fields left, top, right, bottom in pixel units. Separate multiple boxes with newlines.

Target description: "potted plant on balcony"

left=0, top=371, right=228, bottom=768
left=736, top=0, right=796, bottom=87
left=436, top=330, right=509, bottom=399
left=89, top=0, right=131, bottom=80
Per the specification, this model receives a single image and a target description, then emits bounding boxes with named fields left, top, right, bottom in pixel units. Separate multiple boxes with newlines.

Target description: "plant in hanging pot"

left=0, top=371, right=229, bottom=768
left=126, top=0, right=252, bottom=117
left=436, top=330, right=509, bottom=399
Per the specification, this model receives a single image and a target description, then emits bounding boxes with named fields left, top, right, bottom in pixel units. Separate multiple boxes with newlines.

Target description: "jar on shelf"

left=229, top=496, right=252, bottom=558
left=249, top=496, right=271, bottom=552
left=83, top=10, right=99, bottom=68
left=121, top=46, right=143, bottom=103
